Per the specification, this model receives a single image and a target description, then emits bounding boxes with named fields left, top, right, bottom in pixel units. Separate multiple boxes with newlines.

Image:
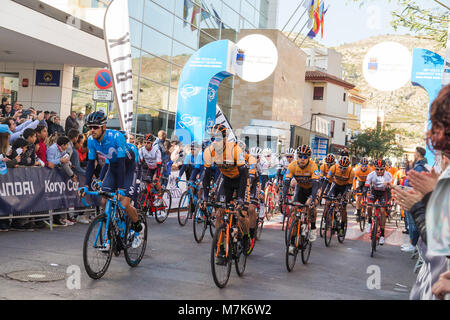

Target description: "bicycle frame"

left=214, top=203, right=244, bottom=259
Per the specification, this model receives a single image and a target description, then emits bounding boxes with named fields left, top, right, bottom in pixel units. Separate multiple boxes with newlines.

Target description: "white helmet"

left=262, top=148, right=272, bottom=156
left=249, top=147, right=262, bottom=156
left=285, top=148, right=295, bottom=156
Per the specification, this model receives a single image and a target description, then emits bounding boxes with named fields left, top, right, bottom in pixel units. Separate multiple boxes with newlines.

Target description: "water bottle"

left=231, top=227, right=238, bottom=242
left=0, top=155, right=7, bottom=175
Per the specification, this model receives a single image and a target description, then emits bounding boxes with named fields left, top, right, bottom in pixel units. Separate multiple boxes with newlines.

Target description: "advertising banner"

left=104, top=0, right=134, bottom=133
left=411, top=48, right=445, bottom=166
left=443, top=22, right=450, bottom=86
left=0, top=167, right=99, bottom=216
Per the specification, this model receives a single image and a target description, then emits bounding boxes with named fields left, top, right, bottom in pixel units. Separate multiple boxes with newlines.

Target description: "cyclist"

left=354, top=157, right=372, bottom=222
left=139, top=134, right=164, bottom=206
left=323, top=156, right=355, bottom=237
left=319, top=153, right=336, bottom=201
left=364, top=159, right=393, bottom=245
left=282, top=144, right=320, bottom=245
left=202, top=124, right=249, bottom=264
left=236, top=141, right=260, bottom=252
left=258, top=148, right=279, bottom=207
left=178, top=141, right=200, bottom=182
left=79, top=110, right=144, bottom=247
left=278, top=148, right=296, bottom=208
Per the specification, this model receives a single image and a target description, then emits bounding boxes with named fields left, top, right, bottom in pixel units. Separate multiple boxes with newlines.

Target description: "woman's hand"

left=392, top=186, right=423, bottom=211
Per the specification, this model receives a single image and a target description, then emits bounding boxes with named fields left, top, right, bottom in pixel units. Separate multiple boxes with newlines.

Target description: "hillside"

left=287, top=32, right=445, bottom=148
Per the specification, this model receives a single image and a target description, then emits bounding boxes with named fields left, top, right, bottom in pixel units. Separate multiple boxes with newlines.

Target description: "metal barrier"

left=0, top=207, right=97, bottom=231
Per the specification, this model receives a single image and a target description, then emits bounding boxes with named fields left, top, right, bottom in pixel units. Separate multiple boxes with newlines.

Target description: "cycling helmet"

left=374, top=159, right=386, bottom=169
left=360, top=157, right=369, bottom=166
left=285, top=148, right=296, bottom=156
left=250, top=147, right=262, bottom=157
left=145, top=133, right=155, bottom=142
left=297, top=144, right=312, bottom=157
left=338, top=156, right=351, bottom=168
left=202, top=139, right=210, bottom=151
left=190, top=141, right=200, bottom=148
left=209, top=124, right=228, bottom=139
left=262, top=148, right=272, bottom=156
left=325, top=153, right=336, bottom=164
left=236, top=140, right=246, bottom=152
left=85, top=110, right=107, bottom=126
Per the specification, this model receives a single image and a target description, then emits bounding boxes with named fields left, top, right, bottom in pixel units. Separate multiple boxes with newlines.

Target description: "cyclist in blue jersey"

left=78, top=111, right=144, bottom=243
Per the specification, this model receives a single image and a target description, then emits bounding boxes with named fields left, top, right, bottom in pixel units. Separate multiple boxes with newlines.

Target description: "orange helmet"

left=325, top=153, right=335, bottom=164
left=360, top=157, right=369, bottom=165
left=208, top=124, right=228, bottom=140
left=338, top=156, right=350, bottom=168
left=297, top=144, right=312, bottom=157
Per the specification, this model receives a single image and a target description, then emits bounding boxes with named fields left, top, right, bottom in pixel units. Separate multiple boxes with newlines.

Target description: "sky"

left=276, top=0, right=449, bottom=47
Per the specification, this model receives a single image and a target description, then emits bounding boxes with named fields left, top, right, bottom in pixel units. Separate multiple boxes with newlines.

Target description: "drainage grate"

left=6, top=270, right=66, bottom=282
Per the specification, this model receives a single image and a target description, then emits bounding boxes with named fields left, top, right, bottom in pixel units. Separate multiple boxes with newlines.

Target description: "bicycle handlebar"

left=78, top=187, right=125, bottom=210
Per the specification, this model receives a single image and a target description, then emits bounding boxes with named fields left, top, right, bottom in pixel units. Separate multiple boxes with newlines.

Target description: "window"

left=313, top=87, right=324, bottom=100
left=342, top=122, right=346, bottom=131
left=343, top=93, right=346, bottom=102
left=330, top=120, right=335, bottom=138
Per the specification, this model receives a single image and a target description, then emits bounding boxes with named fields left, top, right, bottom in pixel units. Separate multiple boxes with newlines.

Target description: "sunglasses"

left=266, top=155, right=271, bottom=158
left=210, top=137, right=223, bottom=142
left=298, top=155, right=309, bottom=160
left=376, top=168, right=384, bottom=172
left=88, top=125, right=101, bottom=130
left=339, top=165, right=349, bottom=170
left=286, top=156, right=294, bottom=159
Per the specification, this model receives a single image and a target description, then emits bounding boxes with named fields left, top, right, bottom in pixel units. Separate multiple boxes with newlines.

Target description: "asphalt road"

left=0, top=207, right=417, bottom=300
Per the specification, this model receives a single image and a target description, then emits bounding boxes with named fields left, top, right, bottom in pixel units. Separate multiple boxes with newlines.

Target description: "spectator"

left=2, top=104, right=13, bottom=117
left=12, top=102, right=23, bottom=115
left=0, top=124, right=14, bottom=231
left=48, top=115, right=65, bottom=136
left=2, top=109, right=45, bottom=143
left=47, top=136, right=76, bottom=181
left=65, top=111, right=79, bottom=135
left=67, top=129, right=85, bottom=176
left=78, top=138, right=88, bottom=168
left=76, top=112, right=85, bottom=134
left=393, top=83, right=450, bottom=300
left=0, top=97, right=8, bottom=114
left=35, top=125, right=52, bottom=168
left=20, top=128, right=41, bottom=166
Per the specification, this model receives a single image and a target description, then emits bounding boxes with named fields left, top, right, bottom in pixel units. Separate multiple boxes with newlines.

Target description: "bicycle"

left=285, top=202, right=313, bottom=272
left=357, top=192, right=369, bottom=232
left=210, top=201, right=248, bottom=288
left=80, top=189, right=148, bottom=280
left=137, top=178, right=172, bottom=223
left=177, top=179, right=201, bottom=226
left=264, top=179, right=279, bottom=219
left=323, top=195, right=347, bottom=247
left=368, top=201, right=385, bottom=257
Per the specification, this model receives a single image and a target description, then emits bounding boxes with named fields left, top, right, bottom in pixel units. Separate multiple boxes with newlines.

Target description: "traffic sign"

left=94, top=69, right=113, bottom=90
left=93, top=90, right=114, bottom=102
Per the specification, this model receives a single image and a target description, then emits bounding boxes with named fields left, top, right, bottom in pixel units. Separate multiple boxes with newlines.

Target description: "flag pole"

left=287, top=6, right=308, bottom=39
left=282, top=0, right=306, bottom=32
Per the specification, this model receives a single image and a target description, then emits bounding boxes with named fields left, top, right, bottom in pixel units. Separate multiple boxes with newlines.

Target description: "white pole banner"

left=216, top=105, right=236, bottom=142
left=104, top=0, right=134, bottom=133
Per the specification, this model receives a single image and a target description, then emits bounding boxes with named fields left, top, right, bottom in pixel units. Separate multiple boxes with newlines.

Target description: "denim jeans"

left=405, top=211, right=419, bottom=246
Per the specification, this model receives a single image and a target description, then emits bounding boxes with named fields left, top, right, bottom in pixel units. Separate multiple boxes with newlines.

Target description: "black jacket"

left=409, top=192, right=432, bottom=245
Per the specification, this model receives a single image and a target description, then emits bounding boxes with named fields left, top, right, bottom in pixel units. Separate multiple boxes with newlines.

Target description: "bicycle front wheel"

left=319, top=211, right=325, bottom=238
left=155, top=189, right=172, bottom=223
left=211, top=225, right=232, bottom=288
left=124, top=212, right=148, bottom=267
left=234, top=235, right=247, bottom=276
left=359, top=206, right=366, bottom=232
left=301, top=225, right=312, bottom=264
left=371, top=216, right=378, bottom=257
left=193, top=203, right=207, bottom=243
left=286, top=220, right=299, bottom=272
left=83, top=215, right=114, bottom=280
left=324, top=209, right=333, bottom=247
left=208, top=206, right=216, bottom=238
left=256, top=217, right=264, bottom=240
left=177, top=191, right=190, bottom=226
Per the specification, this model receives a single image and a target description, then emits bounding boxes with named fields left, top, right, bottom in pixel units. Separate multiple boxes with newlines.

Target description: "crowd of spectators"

left=0, top=97, right=88, bottom=231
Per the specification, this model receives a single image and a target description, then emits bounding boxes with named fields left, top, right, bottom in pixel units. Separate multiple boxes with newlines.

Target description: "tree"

left=350, top=126, right=405, bottom=159
left=351, top=0, right=449, bottom=47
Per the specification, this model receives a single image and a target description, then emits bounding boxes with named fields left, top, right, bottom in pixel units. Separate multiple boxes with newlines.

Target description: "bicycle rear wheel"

left=177, top=191, right=190, bottom=226
left=371, top=216, right=378, bottom=257
left=83, top=214, right=114, bottom=280
left=265, top=193, right=274, bottom=220
left=337, top=220, right=347, bottom=244
left=324, top=209, right=333, bottom=247
left=211, top=225, right=232, bottom=288
left=193, top=203, right=207, bottom=243
left=359, top=206, right=366, bottom=232
left=208, top=206, right=216, bottom=238
left=155, top=189, right=172, bottom=223
left=284, top=210, right=295, bottom=246
left=124, top=212, right=148, bottom=267
left=286, top=220, right=299, bottom=272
